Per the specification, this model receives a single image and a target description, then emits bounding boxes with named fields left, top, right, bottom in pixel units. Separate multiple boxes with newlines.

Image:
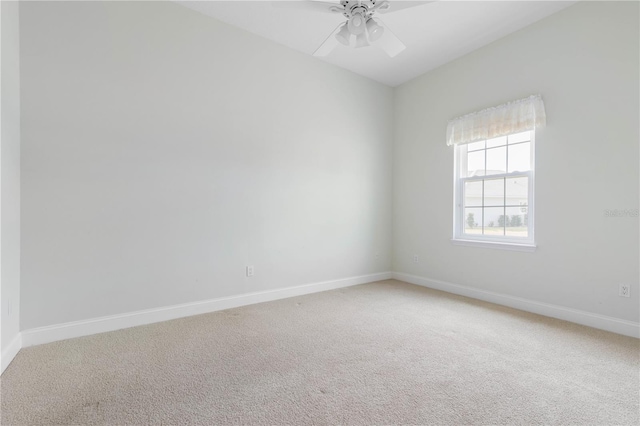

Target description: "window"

left=447, top=95, right=545, bottom=250
left=453, top=131, right=535, bottom=247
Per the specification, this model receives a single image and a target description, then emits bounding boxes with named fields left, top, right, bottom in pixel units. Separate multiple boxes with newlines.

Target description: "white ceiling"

left=177, top=0, right=578, bottom=87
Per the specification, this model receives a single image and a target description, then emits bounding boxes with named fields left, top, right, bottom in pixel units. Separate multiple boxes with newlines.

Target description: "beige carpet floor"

left=1, top=280, right=639, bottom=425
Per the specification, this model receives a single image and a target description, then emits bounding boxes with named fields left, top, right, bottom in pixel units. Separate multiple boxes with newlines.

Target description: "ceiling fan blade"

left=375, top=20, right=405, bottom=57
left=313, top=23, right=343, bottom=56
left=375, top=1, right=433, bottom=14
left=271, top=1, right=343, bottom=14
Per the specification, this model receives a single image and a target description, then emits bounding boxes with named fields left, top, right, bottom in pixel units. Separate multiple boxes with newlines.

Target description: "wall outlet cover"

left=619, top=284, right=630, bottom=298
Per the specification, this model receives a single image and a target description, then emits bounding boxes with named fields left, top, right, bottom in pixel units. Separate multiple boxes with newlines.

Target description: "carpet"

left=1, top=280, right=638, bottom=425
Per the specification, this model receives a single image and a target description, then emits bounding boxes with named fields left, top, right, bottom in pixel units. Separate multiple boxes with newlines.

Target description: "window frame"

left=452, top=131, right=536, bottom=250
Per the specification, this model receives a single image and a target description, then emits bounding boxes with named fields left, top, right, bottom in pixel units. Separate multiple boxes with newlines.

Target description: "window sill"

left=451, top=238, right=537, bottom=252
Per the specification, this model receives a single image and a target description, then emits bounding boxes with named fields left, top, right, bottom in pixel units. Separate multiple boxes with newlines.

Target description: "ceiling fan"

left=275, top=1, right=427, bottom=57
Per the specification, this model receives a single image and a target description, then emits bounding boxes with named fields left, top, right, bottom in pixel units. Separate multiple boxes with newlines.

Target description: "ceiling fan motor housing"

left=341, top=1, right=372, bottom=19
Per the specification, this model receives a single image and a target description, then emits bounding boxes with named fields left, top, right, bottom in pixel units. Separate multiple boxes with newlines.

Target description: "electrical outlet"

left=619, top=284, right=630, bottom=298
left=246, top=265, right=254, bottom=277
left=413, top=255, right=419, bottom=263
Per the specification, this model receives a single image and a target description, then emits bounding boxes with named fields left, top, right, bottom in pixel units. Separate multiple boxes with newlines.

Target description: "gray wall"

left=1, top=0, right=22, bottom=355
left=20, top=1, right=393, bottom=329
left=393, top=1, right=639, bottom=322
left=16, top=1, right=640, bottom=333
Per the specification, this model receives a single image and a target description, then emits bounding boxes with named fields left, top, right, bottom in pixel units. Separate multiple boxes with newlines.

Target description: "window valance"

left=446, top=95, right=546, bottom=146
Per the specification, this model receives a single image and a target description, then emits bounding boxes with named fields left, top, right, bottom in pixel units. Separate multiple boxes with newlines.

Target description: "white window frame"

left=452, top=131, right=536, bottom=251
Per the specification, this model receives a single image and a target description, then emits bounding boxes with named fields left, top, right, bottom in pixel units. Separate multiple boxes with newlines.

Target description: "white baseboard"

left=21, top=272, right=392, bottom=348
left=15, top=270, right=638, bottom=353
left=393, top=272, right=640, bottom=338
left=1, top=333, right=22, bottom=375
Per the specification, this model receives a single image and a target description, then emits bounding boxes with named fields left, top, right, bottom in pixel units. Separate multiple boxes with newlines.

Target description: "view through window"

left=454, top=130, right=534, bottom=244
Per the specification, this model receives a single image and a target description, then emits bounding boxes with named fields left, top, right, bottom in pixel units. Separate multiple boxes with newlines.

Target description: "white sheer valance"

left=446, top=95, right=546, bottom=146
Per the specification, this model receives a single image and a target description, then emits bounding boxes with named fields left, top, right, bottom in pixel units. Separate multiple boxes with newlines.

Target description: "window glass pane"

left=486, top=136, right=507, bottom=148
left=483, top=178, right=504, bottom=207
left=508, top=131, right=531, bottom=144
left=464, top=181, right=483, bottom=207
left=483, top=207, right=505, bottom=236
left=506, top=206, right=528, bottom=237
left=508, top=142, right=531, bottom=173
left=467, top=150, right=485, bottom=177
left=455, top=130, right=534, bottom=244
left=464, top=208, right=482, bottom=235
left=467, top=140, right=485, bottom=151
left=506, top=176, right=528, bottom=206
left=486, top=146, right=506, bottom=175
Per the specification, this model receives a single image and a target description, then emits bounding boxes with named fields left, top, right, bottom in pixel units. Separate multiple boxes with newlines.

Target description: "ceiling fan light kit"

left=335, top=23, right=351, bottom=45
left=347, top=7, right=367, bottom=35
left=366, top=18, right=384, bottom=42
left=355, top=32, right=370, bottom=48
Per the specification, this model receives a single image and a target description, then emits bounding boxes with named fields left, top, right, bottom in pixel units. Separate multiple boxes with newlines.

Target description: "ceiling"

left=177, top=0, right=578, bottom=87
